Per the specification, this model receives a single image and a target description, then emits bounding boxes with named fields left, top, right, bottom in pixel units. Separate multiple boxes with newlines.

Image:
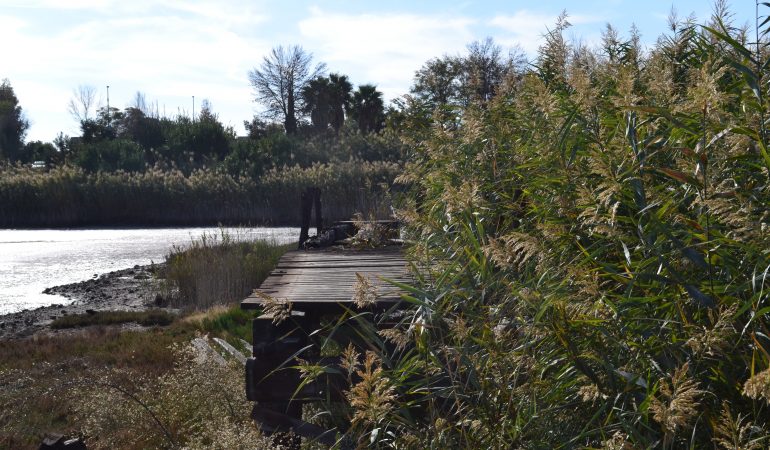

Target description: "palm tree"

left=301, top=77, right=333, bottom=132
left=351, top=84, right=384, bottom=134
left=301, top=73, right=353, bottom=133
left=328, top=73, right=352, bottom=132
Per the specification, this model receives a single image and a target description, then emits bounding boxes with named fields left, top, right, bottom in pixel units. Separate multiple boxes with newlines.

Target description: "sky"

left=0, top=0, right=759, bottom=143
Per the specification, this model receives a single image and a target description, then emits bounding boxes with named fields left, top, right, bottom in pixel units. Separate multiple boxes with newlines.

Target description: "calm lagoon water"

left=0, top=227, right=303, bottom=315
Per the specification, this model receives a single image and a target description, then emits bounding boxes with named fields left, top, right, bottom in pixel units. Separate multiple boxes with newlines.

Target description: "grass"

left=162, top=230, right=292, bottom=310
left=184, top=304, right=255, bottom=344
left=0, top=160, right=399, bottom=227
left=291, top=8, right=770, bottom=449
left=50, top=309, right=176, bottom=329
left=0, top=306, right=268, bottom=449
left=0, top=232, right=286, bottom=449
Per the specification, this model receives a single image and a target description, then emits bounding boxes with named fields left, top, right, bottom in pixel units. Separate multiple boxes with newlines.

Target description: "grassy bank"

left=0, top=160, right=399, bottom=227
left=0, top=235, right=290, bottom=449
left=0, top=316, right=270, bottom=449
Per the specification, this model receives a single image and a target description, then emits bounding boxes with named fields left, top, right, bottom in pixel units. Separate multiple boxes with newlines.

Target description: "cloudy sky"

left=0, top=0, right=757, bottom=142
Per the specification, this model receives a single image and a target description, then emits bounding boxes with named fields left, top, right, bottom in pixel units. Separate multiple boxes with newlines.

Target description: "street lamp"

left=106, top=85, right=110, bottom=126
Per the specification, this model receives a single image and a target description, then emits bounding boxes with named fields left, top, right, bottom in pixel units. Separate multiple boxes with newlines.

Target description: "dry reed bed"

left=298, top=10, right=770, bottom=449
left=0, top=160, right=399, bottom=227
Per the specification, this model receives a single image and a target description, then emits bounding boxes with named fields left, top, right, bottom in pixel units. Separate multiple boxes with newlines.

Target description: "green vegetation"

left=0, top=234, right=287, bottom=449
left=0, top=52, right=402, bottom=227
left=185, top=304, right=256, bottom=345
left=6, top=4, right=770, bottom=449
left=50, top=310, right=175, bottom=329
left=291, top=8, right=770, bottom=449
left=0, top=78, right=29, bottom=162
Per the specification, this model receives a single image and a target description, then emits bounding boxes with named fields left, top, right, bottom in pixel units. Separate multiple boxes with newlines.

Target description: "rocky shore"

left=0, top=265, right=166, bottom=340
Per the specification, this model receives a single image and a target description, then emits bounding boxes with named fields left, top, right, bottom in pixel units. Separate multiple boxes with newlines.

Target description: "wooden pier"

left=240, top=245, right=411, bottom=445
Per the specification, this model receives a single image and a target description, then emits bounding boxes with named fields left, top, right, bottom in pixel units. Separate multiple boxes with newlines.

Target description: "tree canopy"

left=301, top=73, right=353, bottom=133
left=248, top=45, right=326, bottom=135
left=0, top=79, right=29, bottom=162
left=351, top=84, right=384, bottom=134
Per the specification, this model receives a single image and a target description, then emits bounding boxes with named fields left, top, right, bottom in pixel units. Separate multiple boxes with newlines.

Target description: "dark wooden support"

left=251, top=404, right=338, bottom=446
left=298, top=189, right=313, bottom=249
left=313, top=187, right=322, bottom=233
left=242, top=246, right=412, bottom=447
left=298, top=187, right=322, bottom=249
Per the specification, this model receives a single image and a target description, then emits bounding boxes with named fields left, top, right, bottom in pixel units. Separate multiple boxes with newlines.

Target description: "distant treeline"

left=0, top=161, right=399, bottom=227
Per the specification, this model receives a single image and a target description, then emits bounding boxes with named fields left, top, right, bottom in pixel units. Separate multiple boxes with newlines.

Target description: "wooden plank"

left=241, top=246, right=412, bottom=309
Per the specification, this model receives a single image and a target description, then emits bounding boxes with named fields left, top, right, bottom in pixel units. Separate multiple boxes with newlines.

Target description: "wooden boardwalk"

left=241, top=246, right=411, bottom=310
left=241, top=245, right=412, bottom=445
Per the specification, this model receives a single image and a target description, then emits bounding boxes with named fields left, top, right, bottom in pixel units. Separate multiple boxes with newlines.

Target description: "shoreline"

left=0, top=264, right=168, bottom=340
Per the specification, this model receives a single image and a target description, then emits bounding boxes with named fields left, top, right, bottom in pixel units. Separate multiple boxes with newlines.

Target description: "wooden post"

left=298, top=188, right=313, bottom=249
left=299, top=187, right=322, bottom=249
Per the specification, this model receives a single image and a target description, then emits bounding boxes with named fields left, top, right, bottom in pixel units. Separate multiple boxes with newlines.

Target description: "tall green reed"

left=296, top=6, right=770, bottom=448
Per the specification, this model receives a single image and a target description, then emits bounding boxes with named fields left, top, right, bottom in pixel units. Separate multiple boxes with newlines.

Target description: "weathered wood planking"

left=241, top=247, right=411, bottom=309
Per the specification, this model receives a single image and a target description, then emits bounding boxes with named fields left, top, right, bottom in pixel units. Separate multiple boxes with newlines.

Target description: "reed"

left=0, top=160, right=399, bottom=227
left=162, top=230, right=291, bottom=311
left=297, top=7, right=770, bottom=449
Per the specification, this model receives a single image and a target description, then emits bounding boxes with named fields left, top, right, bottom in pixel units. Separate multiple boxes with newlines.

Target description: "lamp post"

left=106, top=85, right=110, bottom=126
left=192, top=95, right=195, bottom=121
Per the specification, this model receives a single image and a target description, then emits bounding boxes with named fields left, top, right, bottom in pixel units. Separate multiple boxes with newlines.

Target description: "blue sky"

left=0, top=0, right=759, bottom=142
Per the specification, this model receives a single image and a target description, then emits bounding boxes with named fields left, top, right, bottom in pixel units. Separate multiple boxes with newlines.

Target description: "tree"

left=248, top=45, right=326, bottom=135
left=23, top=140, right=59, bottom=165
left=411, top=57, right=460, bottom=107
left=118, top=106, right=164, bottom=152
left=0, top=79, right=29, bottom=161
left=328, top=73, right=353, bottom=132
left=243, top=116, right=283, bottom=140
left=80, top=106, right=119, bottom=143
left=459, top=38, right=519, bottom=104
left=351, top=85, right=384, bottom=134
left=411, top=38, right=524, bottom=108
left=67, top=85, right=98, bottom=123
left=302, top=76, right=333, bottom=132
left=301, top=73, right=352, bottom=133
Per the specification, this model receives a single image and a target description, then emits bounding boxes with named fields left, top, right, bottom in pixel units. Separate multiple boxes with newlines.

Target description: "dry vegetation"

left=0, top=160, right=398, bottom=227
left=7, top=4, right=770, bottom=449
left=0, top=235, right=291, bottom=449
left=295, top=6, right=770, bottom=449
left=161, top=230, right=291, bottom=310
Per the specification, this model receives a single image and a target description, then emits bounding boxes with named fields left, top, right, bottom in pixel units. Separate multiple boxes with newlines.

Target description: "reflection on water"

left=0, top=227, right=302, bottom=315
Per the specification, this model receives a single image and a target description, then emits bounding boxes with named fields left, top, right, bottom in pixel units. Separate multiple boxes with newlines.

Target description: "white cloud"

left=2, top=1, right=270, bottom=141
left=489, top=10, right=602, bottom=55
left=298, top=8, right=476, bottom=101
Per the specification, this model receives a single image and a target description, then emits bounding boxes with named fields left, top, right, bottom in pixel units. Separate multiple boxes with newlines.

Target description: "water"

left=0, top=227, right=303, bottom=315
